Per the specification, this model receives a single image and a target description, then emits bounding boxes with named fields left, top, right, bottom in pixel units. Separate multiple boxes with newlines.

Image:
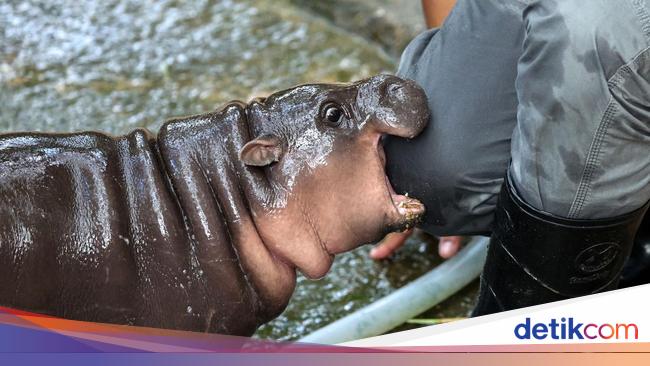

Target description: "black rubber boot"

left=472, top=176, right=649, bottom=316
left=619, top=212, right=650, bottom=288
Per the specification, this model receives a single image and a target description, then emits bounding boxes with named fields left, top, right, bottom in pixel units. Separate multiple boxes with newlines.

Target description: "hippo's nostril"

left=386, top=83, right=408, bottom=104
left=387, top=83, right=403, bottom=95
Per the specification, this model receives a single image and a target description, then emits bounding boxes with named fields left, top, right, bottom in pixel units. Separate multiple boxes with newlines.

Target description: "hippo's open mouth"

left=377, top=136, right=425, bottom=229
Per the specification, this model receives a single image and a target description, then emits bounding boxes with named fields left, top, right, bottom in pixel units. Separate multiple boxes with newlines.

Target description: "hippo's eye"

left=321, top=103, right=345, bottom=127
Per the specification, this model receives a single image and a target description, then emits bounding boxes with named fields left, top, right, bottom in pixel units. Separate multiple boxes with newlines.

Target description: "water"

left=0, top=0, right=477, bottom=341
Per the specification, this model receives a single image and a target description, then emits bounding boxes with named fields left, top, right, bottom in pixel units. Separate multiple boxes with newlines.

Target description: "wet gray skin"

left=1, top=0, right=477, bottom=340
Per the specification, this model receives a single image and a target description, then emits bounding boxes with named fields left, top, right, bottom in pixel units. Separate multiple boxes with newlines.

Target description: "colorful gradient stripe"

left=0, top=306, right=394, bottom=353
left=0, top=306, right=649, bottom=365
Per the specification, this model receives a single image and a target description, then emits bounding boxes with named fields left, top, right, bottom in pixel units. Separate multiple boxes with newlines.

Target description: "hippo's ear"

left=239, top=134, right=284, bottom=167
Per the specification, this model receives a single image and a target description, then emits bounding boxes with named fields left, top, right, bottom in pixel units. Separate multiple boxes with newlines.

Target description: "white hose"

left=298, top=236, right=489, bottom=344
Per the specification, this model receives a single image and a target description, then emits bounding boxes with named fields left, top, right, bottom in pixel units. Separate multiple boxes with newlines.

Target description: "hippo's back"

left=0, top=122, right=264, bottom=335
left=0, top=132, right=130, bottom=320
left=0, top=130, right=194, bottom=328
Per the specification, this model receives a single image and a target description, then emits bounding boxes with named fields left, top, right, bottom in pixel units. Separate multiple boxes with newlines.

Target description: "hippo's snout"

left=357, top=74, right=429, bottom=139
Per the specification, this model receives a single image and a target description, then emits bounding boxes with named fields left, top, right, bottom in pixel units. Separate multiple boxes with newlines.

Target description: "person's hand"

left=369, top=229, right=414, bottom=260
left=369, top=230, right=463, bottom=260
left=437, top=235, right=462, bottom=258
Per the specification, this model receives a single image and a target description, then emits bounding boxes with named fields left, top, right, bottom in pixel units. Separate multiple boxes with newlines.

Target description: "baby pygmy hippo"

left=0, top=75, right=428, bottom=335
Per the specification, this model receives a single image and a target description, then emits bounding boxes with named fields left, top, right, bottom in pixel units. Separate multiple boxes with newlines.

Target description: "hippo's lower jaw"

left=378, top=135, right=426, bottom=232
left=387, top=176, right=426, bottom=226
left=317, top=133, right=426, bottom=260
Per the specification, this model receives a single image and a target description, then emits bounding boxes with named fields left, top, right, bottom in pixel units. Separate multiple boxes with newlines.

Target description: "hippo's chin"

left=301, top=255, right=335, bottom=280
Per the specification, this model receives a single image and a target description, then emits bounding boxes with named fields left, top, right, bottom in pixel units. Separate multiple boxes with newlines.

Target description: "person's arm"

left=370, top=0, right=462, bottom=261
left=421, top=0, right=457, bottom=28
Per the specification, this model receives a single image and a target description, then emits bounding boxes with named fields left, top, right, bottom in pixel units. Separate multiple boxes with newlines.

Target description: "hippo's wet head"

left=240, top=74, right=429, bottom=279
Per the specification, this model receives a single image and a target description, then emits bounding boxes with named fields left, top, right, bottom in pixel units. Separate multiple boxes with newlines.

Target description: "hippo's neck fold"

left=156, top=105, right=296, bottom=332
